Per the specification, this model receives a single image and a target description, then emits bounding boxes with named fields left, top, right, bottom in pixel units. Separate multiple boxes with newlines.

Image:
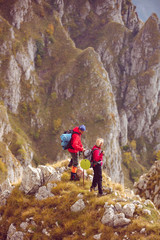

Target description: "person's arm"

left=93, top=149, right=103, bottom=162
left=72, top=134, right=84, bottom=151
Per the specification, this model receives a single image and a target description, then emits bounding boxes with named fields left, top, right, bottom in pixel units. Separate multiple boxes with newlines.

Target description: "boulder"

left=10, top=232, right=24, bottom=240
left=0, top=190, right=11, bottom=206
left=7, top=224, right=16, bottom=240
left=38, top=165, right=57, bottom=184
left=7, top=224, right=23, bottom=240
left=35, top=186, right=54, bottom=200
left=113, top=213, right=131, bottom=227
left=101, top=207, right=115, bottom=226
left=115, top=203, right=122, bottom=213
left=20, top=165, right=43, bottom=194
left=20, top=222, right=29, bottom=231
left=102, top=204, right=132, bottom=228
left=123, top=203, right=135, bottom=218
left=70, top=199, right=85, bottom=212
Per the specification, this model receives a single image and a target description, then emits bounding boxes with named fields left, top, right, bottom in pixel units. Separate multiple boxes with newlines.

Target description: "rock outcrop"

left=0, top=0, right=160, bottom=187
left=134, top=161, right=160, bottom=208
left=19, top=165, right=61, bottom=195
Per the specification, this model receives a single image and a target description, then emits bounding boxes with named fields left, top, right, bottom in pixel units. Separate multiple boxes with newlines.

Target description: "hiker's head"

left=96, top=138, right=104, bottom=147
left=79, top=125, right=86, bottom=134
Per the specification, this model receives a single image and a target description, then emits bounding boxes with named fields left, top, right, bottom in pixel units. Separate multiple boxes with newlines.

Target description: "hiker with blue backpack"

left=68, top=125, right=86, bottom=181
left=60, top=125, right=86, bottom=181
left=90, top=138, right=105, bottom=196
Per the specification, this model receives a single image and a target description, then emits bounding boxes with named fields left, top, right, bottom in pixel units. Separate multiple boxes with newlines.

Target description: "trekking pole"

left=82, top=152, right=84, bottom=187
left=80, top=151, right=91, bottom=188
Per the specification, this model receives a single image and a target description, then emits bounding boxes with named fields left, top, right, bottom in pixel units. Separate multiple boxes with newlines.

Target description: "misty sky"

left=132, top=0, right=160, bottom=22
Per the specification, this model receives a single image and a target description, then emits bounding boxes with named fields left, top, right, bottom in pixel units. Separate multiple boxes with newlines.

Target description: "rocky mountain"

left=0, top=0, right=160, bottom=188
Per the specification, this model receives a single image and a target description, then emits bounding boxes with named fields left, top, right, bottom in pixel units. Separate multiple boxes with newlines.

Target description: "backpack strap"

left=92, top=148, right=102, bottom=166
left=67, top=131, right=80, bottom=149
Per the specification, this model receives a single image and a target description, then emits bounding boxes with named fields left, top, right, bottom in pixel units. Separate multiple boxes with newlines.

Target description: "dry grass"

left=0, top=165, right=160, bottom=240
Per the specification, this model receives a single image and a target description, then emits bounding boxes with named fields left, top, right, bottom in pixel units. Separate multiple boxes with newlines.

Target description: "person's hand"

left=101, top=151, right=105, bottom=155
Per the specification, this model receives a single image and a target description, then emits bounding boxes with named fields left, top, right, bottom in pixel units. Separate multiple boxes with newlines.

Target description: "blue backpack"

left=60, top=130, right=79, bottom=150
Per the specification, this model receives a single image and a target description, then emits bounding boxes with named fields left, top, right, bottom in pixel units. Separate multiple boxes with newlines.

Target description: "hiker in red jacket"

left=90, top=138, right=105, bottom=196
left=68, top=125, right=86, bottom=181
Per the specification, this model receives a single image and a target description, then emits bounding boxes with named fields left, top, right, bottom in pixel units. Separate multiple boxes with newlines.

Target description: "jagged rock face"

left=0, top=105, right=34, bottom=183
left=122, top=14, right=160, bottom=139
left=2, top=0, right=160, bottom=186
left=61, top=0, right=160, bottom=152
left=1, top=40, right=37, bottom=113
left=20, top=165, right=61, bottom=194
left=0, top=105, right=12, bottom=141
left=10, top=0, right=33, bottom=29
left=121, top=0, right=143, bottom=31
left=0, top=1, right=124, bottom=184
left=0, top=105, right=23, bottom=183
left=54, top=47, right=124, bottom=183
left=4, top=55, right=22, bottom=114
left=134, top=161, right=160, bottom=208
left=61, top=0, right=141, bottom=46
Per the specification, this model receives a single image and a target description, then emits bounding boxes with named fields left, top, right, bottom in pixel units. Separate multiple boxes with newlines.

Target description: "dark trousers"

left=69, top=152, right=79, bottom=180
left=91, top=164, right=103, bottom=194
left=70, top=152, right=79, bottom=167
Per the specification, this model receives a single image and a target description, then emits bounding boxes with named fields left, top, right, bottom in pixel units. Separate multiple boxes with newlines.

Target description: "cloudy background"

left=132, top=0, right=160, bottom=22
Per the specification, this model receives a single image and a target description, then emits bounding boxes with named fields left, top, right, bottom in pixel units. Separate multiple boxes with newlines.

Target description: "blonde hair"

left=96, top=138, right=104, bottom=147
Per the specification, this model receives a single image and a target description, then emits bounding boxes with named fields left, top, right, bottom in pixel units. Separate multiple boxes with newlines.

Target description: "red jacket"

left=92, top=145, right=103, bottom=166
left=68, top=127, right=84, bottom=153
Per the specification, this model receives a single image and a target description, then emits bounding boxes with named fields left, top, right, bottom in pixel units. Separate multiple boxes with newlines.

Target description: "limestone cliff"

left=57, top=0, right=160, bottom=182
left=0, top=0, right=160, bottom=187
left=0, top=0, right=124, bottom=185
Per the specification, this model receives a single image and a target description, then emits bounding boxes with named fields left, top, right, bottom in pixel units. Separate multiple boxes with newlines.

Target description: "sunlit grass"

left=0, top=160, right=160, bottom=239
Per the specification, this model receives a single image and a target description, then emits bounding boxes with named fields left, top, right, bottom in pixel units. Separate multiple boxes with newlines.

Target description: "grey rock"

left=154, top=194, right=160, bottom=208
left=20, top=222, right=28, bottom=231
left=42, top=228, right=50, bottom=236
left=46, top=183, right=54, bottom=192
left=38, top=165, right=57, bottom=184
left=10, top=0, right=32, bottom=29
left=70, top=199, right=85, bottom=212
left=142, top=209, right=151, bottom=215
left=115, top=203, right=122, bottom=213
left=101, top=207, right=115, bottom=226
left=9, top=231, right=24, bottom=240
left=4, top=55, right=22, bottom=114
left=140, top=228, right=146, bottom=234
left=119, top=110, right=128, bottom=146
left=93, top=233, right=102, bottom=240
left=7, top=224, right=16, bottom=240
left=123, top=203, right=135, bottom=218
left=1, top=178, right=13, bottom=193
left=20, top=165, right=43, bottom=194
left=35, top=186, right=54, bottom=200
left=113, top=213, right=131, bottom=227
left=0, top=190, right=11, bottom=206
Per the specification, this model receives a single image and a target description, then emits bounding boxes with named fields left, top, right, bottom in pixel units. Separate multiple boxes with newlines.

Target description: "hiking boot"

left=97, top=193, right=106, bottom=197
left=90, top=186, right=95, bottom=192
left=70, top=177, right=80, bottom=181
left=90, top=186, right=98, bottom=192
left=70, top=172, right=80, bottom=181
